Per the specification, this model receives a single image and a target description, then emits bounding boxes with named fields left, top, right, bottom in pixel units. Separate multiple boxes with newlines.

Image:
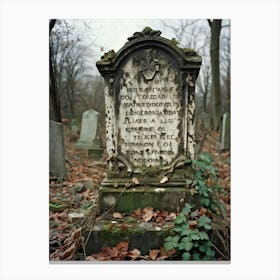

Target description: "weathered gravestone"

left=76, top=109, right=103, bottom=160
left=220, top=112, right=230, bottom=151
left=49, top=120, right=66, bottom=178
left=96, top=27, right=201, bottom=212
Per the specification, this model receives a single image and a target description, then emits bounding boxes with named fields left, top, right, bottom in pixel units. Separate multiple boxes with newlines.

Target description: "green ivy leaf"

left=179, top=237, right=190, bottom=250
left=190, top=233, right=200, bottom=240
left=200, top=197, right=210, bottom=207
left=199, top=153, right=213, bottom=164
left=197, top=179, right=206, bottom=187
left=206, top=247, right=215, bottom=257
left=181, top=203, right=192, bottom=215
left=193, top=253, right=200, bottom=260
left=198, top=215, right=211, bottom=230
left=173, top=226, right=182, bottom=233
left=181, top=236, right=191, bottom=242
left=198, top=215, right=211, bottom=224
left=182, top=252, right=191, bottom=260
left=182, top=239, right=193, bottom=252
left=199, top=244, right=206, bottom=252
left=180, top=224, right=190, bottom=235
left=195, top=170, right=203, bottom=180
left=219, top=203, right=227, bottom=218
left=174, top=215, right=186, bottom=224
left=172, top=235, right=180, bottom=243
left=165, top=236, right=173, bottom=242
left=209, top=202, right=217, bottom=212
left=207, top=165, right=216, bottom=176
left=164, top=235, right=180, bottom=251
left=198, top=231, right=209, bottom=240
left=178, top=242, right=186, bottom=251
left=204, top=224, right=211, bottom=230
left=194, top=160, right=207, bottom=170
left=164, top=241, right=174, bottom=251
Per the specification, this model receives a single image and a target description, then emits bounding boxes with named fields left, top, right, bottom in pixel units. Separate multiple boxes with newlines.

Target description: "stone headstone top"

left=76, top=109, right=100, bottom=149
left=96, top=27, right=202, bottom=184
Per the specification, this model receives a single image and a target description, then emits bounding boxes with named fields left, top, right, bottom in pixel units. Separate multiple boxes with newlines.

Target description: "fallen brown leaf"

left=143, top=207, right=154, bottom=222
left=113, top=212, right=123, bottom=219
left=115, top=241, right=129, bottom=252
left=71, top=228, right=82, bottom=240
left=132, top=177, right=140, bottom=185
left=189, top=220, right=198, bottom=229
left=95, top=256, right=106, bottom=261
left=127, top=248, right=141, bottom=260
left=86, top=256, right=96, bottom=261
left=149, top=249, right=160, bottom=260
left=199, top=207, right=207, bottom=215
left=160, top=246, right=176, bottom=258
left=62, top=243, right=76, bottom=260
left=83, top=189, right=91, bottom=199
left=168, top=212, right=176, bottom=220
left=101, top=247, right=119, bottom=258
left=132, top=208, right=142, bottom=219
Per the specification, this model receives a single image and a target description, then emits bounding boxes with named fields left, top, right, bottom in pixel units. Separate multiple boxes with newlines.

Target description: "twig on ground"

left=212, top=242, right=229, bottom=260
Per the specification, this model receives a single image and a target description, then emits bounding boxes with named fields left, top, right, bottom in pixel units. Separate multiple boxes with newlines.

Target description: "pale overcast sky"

left=88, top=19, right=164, bottom=52
left=69, top=19, right=187, bottom=74
left=69, top=18, right=214, bottom=75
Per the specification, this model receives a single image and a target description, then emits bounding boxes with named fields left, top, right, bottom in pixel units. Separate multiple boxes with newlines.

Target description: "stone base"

left=99, top=183, right=192, bottom=213
left=76, top=140, right=95, bottom=149
left=76, top=140, right=103, bottom=160
left=84, top=220, right=173, bottom=256
left=76, top=139, right=102, bottom=150
left=88, top=148, right=104, bottom=160
left=83, top=218, right=230, bottom=260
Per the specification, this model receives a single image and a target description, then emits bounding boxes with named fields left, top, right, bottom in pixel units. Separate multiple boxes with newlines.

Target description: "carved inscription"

left=117, top=49, right=182, bottom=167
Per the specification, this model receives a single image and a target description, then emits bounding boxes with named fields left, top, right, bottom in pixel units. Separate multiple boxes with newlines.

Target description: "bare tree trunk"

left=49, top=19, right=61, bottom=122
left=49, top=19, right=66, bottom=178
left=203, top=91, right=208, bottom=113
left=208, top=19, right=222, bottom=130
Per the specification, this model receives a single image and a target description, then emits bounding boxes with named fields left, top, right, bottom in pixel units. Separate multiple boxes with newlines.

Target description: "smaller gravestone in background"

left=76, top=109, right=103, bottom=160
left=49, top=120, right=66, bottom=178
left=220, top=112, right=230, bottom=151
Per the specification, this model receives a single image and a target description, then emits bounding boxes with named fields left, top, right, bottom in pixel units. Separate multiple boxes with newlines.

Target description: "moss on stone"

left=181, top=48, right=198, bottom=57
left=170, top=38, right=180, bottom=47
left=141, top=166, right=165, bottom=177
left=99, top=186, right=188, bottom=213
left=100, top=50, right=116, bottom=62
left=84, top=219, right=174, bottom=255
